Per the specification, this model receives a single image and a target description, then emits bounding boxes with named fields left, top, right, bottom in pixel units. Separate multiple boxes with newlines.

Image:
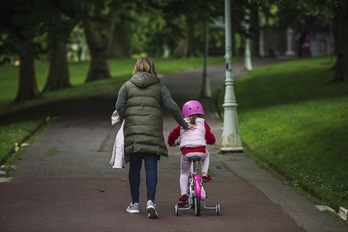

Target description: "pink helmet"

left=182, top=100, right=204, bottom=118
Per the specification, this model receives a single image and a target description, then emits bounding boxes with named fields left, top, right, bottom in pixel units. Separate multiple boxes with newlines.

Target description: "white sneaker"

left=146, top=200, right=158, bottom=218
left=126, top=203, right=139, bottom=214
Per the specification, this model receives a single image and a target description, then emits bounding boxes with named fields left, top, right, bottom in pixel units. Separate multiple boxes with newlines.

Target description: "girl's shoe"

left=178, top=194, right=187, bottom=207
left=202, top=175, right=212, bottom=183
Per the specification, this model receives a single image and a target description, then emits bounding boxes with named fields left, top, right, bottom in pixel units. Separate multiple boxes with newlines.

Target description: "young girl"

left=167, top=100, right=216, bottom=207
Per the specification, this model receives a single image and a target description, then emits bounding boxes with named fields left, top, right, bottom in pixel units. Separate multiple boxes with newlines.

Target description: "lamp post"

left=201, top=8, right=212, bottom=98
left=259, top=14, right=265, bottom=58
left=221, top=0, right=243, bottom=152
left=243, top=9, right=253, bottom=71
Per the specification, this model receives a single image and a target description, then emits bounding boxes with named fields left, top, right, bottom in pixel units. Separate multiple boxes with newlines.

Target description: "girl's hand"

left=174, top=138, right=181, bottom=146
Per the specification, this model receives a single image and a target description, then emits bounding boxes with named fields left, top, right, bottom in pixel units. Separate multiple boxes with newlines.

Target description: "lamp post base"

left=220, top=146, right=243, bottom=153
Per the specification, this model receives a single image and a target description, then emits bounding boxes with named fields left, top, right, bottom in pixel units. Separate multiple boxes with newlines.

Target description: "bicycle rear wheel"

left=194, top=197, right=201, bottom=216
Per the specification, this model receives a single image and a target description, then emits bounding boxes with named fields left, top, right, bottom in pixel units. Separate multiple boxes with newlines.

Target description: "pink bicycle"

left=174, top=156, right=221, bottom=216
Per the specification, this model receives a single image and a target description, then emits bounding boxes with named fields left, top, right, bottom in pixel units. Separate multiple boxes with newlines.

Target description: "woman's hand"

left=187, top=123, right=196, bottom=130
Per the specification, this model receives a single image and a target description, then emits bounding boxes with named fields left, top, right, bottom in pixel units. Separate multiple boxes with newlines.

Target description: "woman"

left=115, top=57, right=191, bottom=218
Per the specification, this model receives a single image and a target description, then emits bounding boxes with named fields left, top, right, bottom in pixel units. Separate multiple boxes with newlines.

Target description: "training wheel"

left=174, top=204, right=179, bottom=216
left=216, top=203, right=221, bottom=215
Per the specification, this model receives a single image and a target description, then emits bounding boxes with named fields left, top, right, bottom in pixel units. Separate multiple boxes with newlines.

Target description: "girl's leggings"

left=180, top=151, right=209, bottom=196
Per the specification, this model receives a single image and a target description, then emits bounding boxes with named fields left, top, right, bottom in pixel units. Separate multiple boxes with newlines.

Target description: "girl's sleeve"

left=115, top=83, right=128, bottom=122
left=204, top=122, right=216, bottom=145
left=168, top=125, right=181, bottom=146
left=161, top=84, right=188, bottom=129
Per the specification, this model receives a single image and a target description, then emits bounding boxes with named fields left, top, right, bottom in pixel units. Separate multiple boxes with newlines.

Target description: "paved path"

left=0, top=59, right=347, bottom=232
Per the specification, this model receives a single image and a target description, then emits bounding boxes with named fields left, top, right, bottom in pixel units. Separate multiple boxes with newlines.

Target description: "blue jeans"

left=128, top=153, right=158, bottom=204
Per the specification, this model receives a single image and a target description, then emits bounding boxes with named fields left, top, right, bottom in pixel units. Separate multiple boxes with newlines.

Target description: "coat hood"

left=130, top=72, right=160, bottom=88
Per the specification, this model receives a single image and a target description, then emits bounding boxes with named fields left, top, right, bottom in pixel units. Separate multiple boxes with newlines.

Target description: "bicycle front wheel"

left=194, top=197, right=201, bottom=216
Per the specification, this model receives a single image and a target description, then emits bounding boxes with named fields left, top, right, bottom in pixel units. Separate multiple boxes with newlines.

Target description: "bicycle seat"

left=188, top=156, right=201, bottom=162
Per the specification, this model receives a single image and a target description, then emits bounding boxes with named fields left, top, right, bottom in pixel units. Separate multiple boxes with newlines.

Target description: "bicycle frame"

left=190, top=158, right=208, bottom=200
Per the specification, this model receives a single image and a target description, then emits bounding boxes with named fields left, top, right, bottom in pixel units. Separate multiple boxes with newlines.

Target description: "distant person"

left=115, top=57, right=193, bottom=218
left=268, top=44, right=278, bottom=59
left=301, top=32, right=311, bottom=57
left=299, top=31, right=311, bottom=57
left=167, top=100, right=216, bottom=207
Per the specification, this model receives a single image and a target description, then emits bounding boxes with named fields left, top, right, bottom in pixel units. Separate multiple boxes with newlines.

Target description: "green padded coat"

left=116, top=71, right=188, bottom=162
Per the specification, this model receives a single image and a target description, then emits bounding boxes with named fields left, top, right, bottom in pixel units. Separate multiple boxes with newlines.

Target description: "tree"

left=43, top=1, right=81, bottom=92
left=15, top=34, right=41, bottom=103
left=143, top=0, right=224, bottom=58
left=0, top=0, right=44, bottom=103
left=107, top=1, right=135, bottom=58
left=129, top=6, right=175, bottom=57
left=169, top=1, right=222, bottom=58
left=108, top=21, right=131, bottom=58
left=0, top=0, right=82, bottom=102
left=83, top=0, right=118, bottom=82
left=44, top=20, right=78, bottom=92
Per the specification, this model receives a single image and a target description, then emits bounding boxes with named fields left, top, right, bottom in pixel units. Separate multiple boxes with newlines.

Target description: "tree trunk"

left=172, top=17, right=188, bottom=58
left=83, top=5, right=116, bottom=82
left=172, top=37, right=188, bottom=58
left=13, top=38, right=40, bottom=104
left=44, top=20, right=78, bottom=92
left=108, top=21, right=130, bottom=58
left=187, top=16, right=197, bottom=57
left=84, top=22, right=111, bottom=82
left=172, top=16, right=198, bottom=58
left=332, top=0, right=348, bottom=83
left=201, top=13, right=212, bottom=98
left=44, top=39, right=71, bottom=92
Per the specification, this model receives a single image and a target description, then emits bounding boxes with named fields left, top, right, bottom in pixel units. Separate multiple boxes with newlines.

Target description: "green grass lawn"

left=215, top=57, right=348, bottom=210
left=0, top=56, right=226, bottom=165
left=0, top=57, right=226, bottom=109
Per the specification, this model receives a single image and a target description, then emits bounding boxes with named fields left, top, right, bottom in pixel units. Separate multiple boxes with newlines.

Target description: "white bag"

left=111, top=110, right=120, bottom=125
left=110, top=111, right=125, bottom=168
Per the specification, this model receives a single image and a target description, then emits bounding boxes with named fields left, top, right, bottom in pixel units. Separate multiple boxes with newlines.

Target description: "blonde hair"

left=132, top=57, right=158, bottom=77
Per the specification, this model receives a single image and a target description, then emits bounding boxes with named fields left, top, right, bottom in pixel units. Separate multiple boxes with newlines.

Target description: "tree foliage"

left=128, top=0, right=224, bottom=58
left=1, top=0, right=346, bottom=105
